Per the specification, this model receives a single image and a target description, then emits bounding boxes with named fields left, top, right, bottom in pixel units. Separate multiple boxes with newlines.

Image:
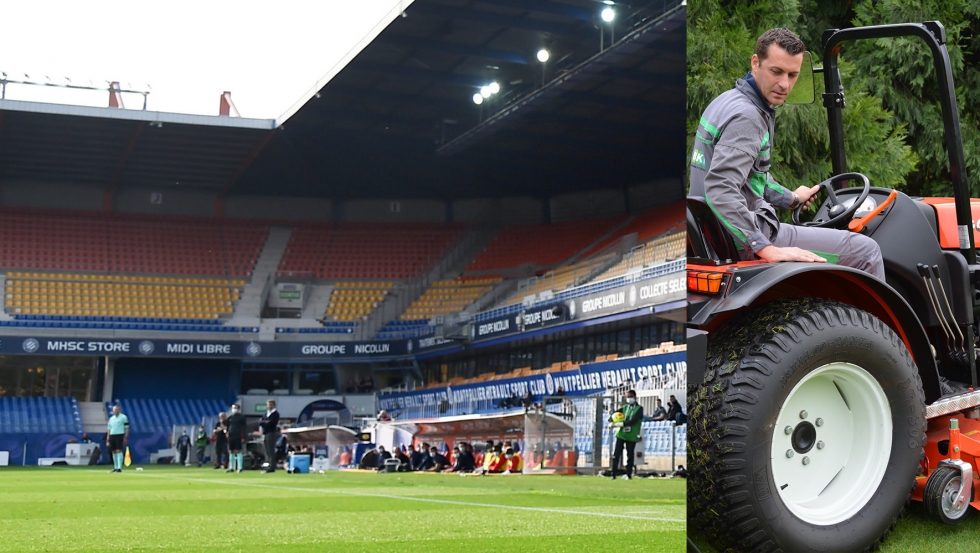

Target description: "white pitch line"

left=131, top=472, right=685, bottom=523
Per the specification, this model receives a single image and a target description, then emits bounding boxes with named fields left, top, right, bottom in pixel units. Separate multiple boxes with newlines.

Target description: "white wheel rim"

left=770, top=362, right=892, bottom=525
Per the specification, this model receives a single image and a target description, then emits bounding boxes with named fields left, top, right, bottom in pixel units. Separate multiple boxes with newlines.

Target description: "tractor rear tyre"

left=689, top=298, right=926, bottom=553
left=924, top=465, right=971, bottom=525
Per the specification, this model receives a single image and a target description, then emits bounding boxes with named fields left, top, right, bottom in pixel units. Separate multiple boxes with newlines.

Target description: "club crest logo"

left=245, top=342, right=262, bottom=357
left=22, top=338, right=39, bottom=353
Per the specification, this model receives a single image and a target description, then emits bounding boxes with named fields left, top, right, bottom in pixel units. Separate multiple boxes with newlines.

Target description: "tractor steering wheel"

left=791, top=172, right=871, bottom=229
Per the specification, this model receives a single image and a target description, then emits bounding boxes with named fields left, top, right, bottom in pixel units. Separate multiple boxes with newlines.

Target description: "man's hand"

left=757, top=245, right=827, bottom=264
left=793, top=184, right=821, bottom=210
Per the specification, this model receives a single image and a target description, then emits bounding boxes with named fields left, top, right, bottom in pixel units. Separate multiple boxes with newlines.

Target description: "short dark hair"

left=756, top=28, right=805, bottom=60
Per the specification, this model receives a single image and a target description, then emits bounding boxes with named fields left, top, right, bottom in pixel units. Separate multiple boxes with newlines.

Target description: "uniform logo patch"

left=691, top=149, right=706, bottom=167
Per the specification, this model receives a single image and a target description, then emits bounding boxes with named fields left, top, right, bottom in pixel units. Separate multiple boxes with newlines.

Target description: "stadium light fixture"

left=488, top=81, right=500, bottom=94
left=480, top=85, right=492, bottom=98
left=472, top=93, right=484, bottom=105
left=601, top=7, right=615, bottom=22
left=536, top=48, right=550, bottom=63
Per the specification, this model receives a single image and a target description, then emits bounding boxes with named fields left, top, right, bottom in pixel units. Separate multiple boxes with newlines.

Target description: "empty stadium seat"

left=400, top=277, right=500, bottom=321
left=0, top=396, right=84, bottom=434
left=278, top=222, right=465, bottom=280
left=0, top=208, right=267, bottom=276
left=465, top=217, right=626, bottom=275
left=4, top=272, right=244, bottom=324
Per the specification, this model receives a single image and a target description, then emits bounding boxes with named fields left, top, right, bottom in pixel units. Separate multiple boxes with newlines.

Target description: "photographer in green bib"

left=609, top=389, right=644, bottom=480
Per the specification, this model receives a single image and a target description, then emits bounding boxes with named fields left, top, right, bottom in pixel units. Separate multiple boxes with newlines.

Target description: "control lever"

left=919, top=263, right=956, bottom=355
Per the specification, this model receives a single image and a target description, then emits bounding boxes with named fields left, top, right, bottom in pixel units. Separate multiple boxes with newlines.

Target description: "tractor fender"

left=689, top=262, right=942, bottom=403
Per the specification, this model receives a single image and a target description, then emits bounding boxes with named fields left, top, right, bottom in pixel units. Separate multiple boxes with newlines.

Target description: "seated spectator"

left=454, top=442, right=476, bottom=473
left=481, top=444, right=499, bottom=475
left=414, top=445, right=434, bottom=471
left=666, top=395, right=686, bottom=425
left=651, top=399, right=667, bottom=421
left=376, top=446, right=392, bottom=471
left=409, top=442, right=430, bottom=471
left=487, top=445, right=508, bottom=473
left=522, top=390, right=534, bottom=408
left=443, top=446, right=460, bottom=471
left=425, top=446, right=451, bottom=472
left=377, top=410, right=391, bottom=421
left=393, top=447, right=411, bottom=471
left=498, top=392, right=518, bottom=409
left=505, top=448, right=523, bottom=474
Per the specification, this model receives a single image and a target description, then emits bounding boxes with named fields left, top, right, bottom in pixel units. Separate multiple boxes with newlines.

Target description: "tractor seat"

left=687, top=196, right=741, bottom=265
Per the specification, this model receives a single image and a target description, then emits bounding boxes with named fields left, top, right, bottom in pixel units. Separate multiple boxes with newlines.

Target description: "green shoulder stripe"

left=699, top=117, right=720, bottom=139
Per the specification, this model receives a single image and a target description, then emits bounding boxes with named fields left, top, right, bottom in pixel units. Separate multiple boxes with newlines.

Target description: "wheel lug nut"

left=800, top=410, right=808, bottom=419
left=802, top=456, right=810, bottom=465
left=815, top=418, right=824, bottom=427
left=786, top=450, right=794, bottom=458
left=817, top=441, right=825, bottom=450
left=784, top=425, right=793, bottom=435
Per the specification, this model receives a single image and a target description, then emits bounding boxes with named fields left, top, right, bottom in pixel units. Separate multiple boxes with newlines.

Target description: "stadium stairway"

left=362, top=225, right=499, bottom=339
left=564, top=214, right=637, bottom=264
left=301, top=284, right=335, bottom=320
left=227, top=226, right=292, bottom=332
left=78, top=401, right=109, bottom=435
left=0, top=274, right=11, bottom=321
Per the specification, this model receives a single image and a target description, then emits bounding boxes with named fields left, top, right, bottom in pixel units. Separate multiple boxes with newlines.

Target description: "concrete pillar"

left=102, top=356, right=115, bottom=402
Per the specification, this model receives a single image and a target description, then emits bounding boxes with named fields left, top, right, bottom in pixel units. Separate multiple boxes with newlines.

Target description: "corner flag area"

left=0, top=466, right=684, bottom=551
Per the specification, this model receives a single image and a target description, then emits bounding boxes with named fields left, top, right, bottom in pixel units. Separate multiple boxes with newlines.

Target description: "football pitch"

left=0, top=466, right=685, bottom=552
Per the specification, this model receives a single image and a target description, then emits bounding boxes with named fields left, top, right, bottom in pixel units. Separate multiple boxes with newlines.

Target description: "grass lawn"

left=689, top=500, right=980, bottom=553
left=0, top=465, right=685, bottom=552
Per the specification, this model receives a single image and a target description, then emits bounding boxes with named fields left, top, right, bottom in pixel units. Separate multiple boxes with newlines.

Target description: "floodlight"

left=488, top=82, right=500, bottom=94
left=480, top=85, right=491, bottom=98
left=601, top=7, right=615, bottom=22
left=537, top=49, right=550, bottom=63
left=472, top=93, right=484, bottom=105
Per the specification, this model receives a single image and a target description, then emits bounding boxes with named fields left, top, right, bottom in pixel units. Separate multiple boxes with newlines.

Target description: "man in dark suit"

left=259, top=399, right=280, bottom=473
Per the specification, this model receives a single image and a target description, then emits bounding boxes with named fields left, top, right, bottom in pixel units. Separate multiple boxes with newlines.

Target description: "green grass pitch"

left=690, top=500, right=980, bottom=553
left=0, top=465, right=685, bottom=552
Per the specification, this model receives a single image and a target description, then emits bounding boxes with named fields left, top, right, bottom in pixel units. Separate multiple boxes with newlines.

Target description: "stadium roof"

left=0, top=0, right=685, bottom=206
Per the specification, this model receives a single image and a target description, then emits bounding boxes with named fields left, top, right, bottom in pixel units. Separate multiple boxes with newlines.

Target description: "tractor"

left=687, top=22, right=980, bottom=553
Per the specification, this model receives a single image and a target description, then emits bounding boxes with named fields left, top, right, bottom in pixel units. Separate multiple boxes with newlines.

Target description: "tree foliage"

left=685, top=0, right=980, bottom=199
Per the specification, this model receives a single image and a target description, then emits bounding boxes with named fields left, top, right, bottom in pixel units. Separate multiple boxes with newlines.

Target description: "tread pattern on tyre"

left=688, top=298, right=927, bottom=553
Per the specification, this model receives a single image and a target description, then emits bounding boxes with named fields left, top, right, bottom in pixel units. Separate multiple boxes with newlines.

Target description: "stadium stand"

left=577, top=203, right=686, bottom=258
left=506, top=256, right=614, bottom=306
left=278, top=223, right=465, bottom=280
left=592, top=231, right=685, bottom=282
left=0, top=396, right=83, bottom=433
left=401, top=277, right=499, bottom=320
left=4, top=272, right=242, bottom=319
left=464, top=216, right=627, bottom=275
left=325, top=281, right=391, bottom=322
left=0, top=208, right=267, bottom=276
left=104, top=398, right=227, bottom=434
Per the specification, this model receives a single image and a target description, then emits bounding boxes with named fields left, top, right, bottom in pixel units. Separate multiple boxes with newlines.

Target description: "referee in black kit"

left=260, top=399, right=280, bottom=473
